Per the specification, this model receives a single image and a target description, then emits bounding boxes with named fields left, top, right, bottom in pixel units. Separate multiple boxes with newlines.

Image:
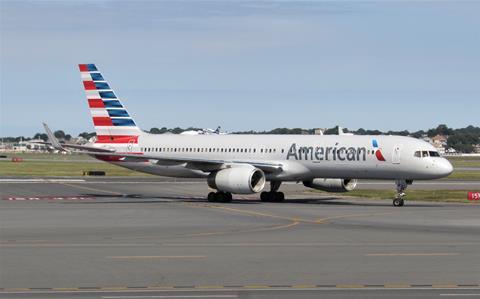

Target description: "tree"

left=447, top=133, right=479, bottom=153
left=427, top=124, right=452, bottom=137
left=33, top=133, right=48, bottom=141
left=150, top=127, right=162, bottom=134
left=78, top=132, right=96, bottom=140
left=54, top=130, right=66, bottom=139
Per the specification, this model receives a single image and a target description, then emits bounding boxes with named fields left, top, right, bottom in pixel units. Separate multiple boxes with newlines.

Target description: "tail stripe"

left=103, top=100, right=123, bottom=108
left=88, top=99, right=105, bottom=108
left=90, top=73, right=104, bottom=81
left=79, top=64, right=97, bottom=72
left=93, top=117, right=113, bottom=126
left=107, top=109, right=129, bottom=117
left=99, top=91, right=117, bottom=99
left=82, top=81, right=111, bottom=91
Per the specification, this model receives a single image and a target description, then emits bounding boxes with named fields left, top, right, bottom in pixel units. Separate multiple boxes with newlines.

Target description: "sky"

left=1, top=0, right=479, bottom=137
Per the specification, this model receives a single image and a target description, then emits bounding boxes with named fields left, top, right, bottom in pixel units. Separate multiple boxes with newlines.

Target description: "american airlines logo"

left=286, top=143, right=368, bottom=161
left=286, top=139, right=387, bottom=162
left=372, top=139, right=386, bottom=161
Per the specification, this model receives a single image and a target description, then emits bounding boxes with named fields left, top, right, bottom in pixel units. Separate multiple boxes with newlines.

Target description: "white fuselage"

left=96, top=134, right=453, bottom=181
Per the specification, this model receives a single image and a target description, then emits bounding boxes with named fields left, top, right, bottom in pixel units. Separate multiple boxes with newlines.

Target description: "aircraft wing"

left=75, top=150, right=283, bottom=173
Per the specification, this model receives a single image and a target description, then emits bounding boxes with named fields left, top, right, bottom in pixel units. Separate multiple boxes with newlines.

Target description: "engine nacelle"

left=303, top=178, right=357, bottom=193
left=207, top=166, right=266, bottom=194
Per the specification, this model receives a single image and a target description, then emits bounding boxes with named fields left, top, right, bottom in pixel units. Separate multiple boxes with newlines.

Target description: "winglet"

left=42, top=123, right=65, bottom=151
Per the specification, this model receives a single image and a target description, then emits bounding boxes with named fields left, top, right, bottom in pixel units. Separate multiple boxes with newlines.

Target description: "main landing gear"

left=260, top=181, right=285, bottom=202
left=207, top=191, right=232, bottom=203
left=393, top=180, right=412, bottom=207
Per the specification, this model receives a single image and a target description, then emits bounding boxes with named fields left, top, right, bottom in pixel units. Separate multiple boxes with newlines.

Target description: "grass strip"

left=340, top=189, right=474, bottom=203
left=0, top=161, right=150, bottom=177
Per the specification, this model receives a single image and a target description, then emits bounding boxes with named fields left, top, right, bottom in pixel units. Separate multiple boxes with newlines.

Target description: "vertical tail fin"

left=78, top=64, right=143, bottom=144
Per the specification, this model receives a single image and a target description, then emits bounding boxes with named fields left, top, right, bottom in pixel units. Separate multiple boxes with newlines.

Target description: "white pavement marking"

left=0, top=179, right=85, bottom=183
left=107, top=256, right=206, bottom=259
left=365, top=253, right=460, bottom=257
left=359, top=182, right=480, bottom=185
left=440, top=294, right=480, bottom=297
left=102, top=296, right=237, bottom=298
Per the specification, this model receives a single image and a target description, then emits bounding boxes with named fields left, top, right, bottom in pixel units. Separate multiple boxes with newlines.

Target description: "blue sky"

left=1, top=1, right=479, bottom=136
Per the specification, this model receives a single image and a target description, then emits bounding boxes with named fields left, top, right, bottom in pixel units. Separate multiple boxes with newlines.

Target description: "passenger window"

left=414, top=151, right=421, bottom=158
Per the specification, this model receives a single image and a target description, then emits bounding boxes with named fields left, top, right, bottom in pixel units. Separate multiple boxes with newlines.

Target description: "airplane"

left=43, top=64, right=454, bottom=207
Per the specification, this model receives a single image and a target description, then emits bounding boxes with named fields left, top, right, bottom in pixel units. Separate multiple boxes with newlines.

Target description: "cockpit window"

left=415, top=150, right=441, bottom=158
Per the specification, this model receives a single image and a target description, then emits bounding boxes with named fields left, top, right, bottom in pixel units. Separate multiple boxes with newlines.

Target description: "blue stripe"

left=107, top=109, right=129, bottom=117
left=87, top=64, right=97, bottom=71
left=90, top=73, right=104, bottom=81
left=99, top=91, right=116, bottom=99
left=372, top=139, right=378, bottom=148
left=103, top=100, right=123, bottom=108
left=95, top=82, right=110, bottom=90
left=112, top=118, right=136, bottom=126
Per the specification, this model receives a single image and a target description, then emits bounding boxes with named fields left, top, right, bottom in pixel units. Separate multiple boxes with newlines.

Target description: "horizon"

left=1, top=123, right=478, bottom=139
left=1, top=1, right=479, bottom=137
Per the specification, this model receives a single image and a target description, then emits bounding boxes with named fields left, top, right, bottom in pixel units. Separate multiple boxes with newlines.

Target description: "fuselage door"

left=392, top=144, right=402, bottom=164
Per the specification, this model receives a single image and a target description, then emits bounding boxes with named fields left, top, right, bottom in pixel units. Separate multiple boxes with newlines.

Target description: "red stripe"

left=88, top=99, right=105, bottom=108
left=83, top=81, right=96, bottom=90
left=92, top=117, right=113, bottom=126
left=96, top=135, right=139, bottom=144
left=79, top=64, right=88, bottom=72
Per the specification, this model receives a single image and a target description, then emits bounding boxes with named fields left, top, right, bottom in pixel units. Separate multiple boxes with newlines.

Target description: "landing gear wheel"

left=276, top=192, right=285, bottom=202
left=260, top=191, right=285, bottom=202
left=207, top=192, right=232, bottom=203
left=393, top=197, right=404, bottom=207
left=221, top=192, right=232, bottom=203
left=207, top=192, right=216, bottom=202
left=260, top=192, right=269, bottom=202
left=392, top=180, right=410, bottom=207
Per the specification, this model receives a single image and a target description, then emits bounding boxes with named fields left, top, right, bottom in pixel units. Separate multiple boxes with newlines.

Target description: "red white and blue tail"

left=79, top=64, right=143, bottom=144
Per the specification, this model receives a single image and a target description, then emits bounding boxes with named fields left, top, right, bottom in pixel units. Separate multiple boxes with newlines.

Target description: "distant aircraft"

left=43, top=64, right=453, bottom=207
left=180, top=126, right=226, bottom=135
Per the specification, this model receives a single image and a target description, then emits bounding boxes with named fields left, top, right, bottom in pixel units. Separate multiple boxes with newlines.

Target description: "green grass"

left=313, top=189, right=473, bottom=203
left=1, top=152, right=479, bottom=179
left=0, top=160, right=149, bottom=177
left=446, top=171, right=480, bottom=180
left=447, top=156, right=480, bottom=168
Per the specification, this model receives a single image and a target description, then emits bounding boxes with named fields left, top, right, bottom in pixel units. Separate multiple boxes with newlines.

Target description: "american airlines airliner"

left=44, top=64, right=454, bottom=207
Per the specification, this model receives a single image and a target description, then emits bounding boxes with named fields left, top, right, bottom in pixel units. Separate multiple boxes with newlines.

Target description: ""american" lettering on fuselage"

left=286, top=143, right=367, bottom=161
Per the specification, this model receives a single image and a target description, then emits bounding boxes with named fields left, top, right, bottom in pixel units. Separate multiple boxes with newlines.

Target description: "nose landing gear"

left=393, top=180, right=412, bottom=207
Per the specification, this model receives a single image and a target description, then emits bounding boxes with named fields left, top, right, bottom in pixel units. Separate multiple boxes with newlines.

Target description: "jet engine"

left=207, top=166, right=266, bottom=194
left=303, top=178, right=357, bottom=193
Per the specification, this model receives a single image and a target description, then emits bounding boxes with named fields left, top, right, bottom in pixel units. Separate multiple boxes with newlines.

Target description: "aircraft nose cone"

left=439, top=158, right=454, bottom=177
